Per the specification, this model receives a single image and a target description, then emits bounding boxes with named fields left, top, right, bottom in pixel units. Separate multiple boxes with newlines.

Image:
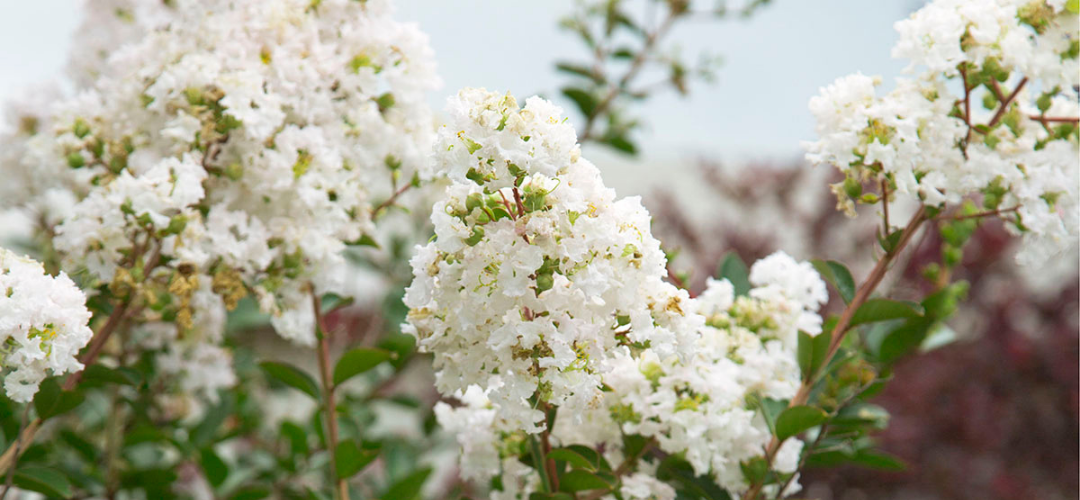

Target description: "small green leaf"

left=559, top=469, right=610, bottom=492
left=548, top=448, right=596, bottom=471
left=347, top=234, right=380, bottom=248
left=561, top=87, right=598, bottom=117
left=383, top=467, right=432, bottom=500
left=80, top=365, right=140, bottom=386
left=604, top=135, right=637, bottom=155
left=796, top=330, right=831, bottom=380
left=811, top=260, right=855, bottom=304
left=775, top=405, right=828, bottom=441
left=229, top=486, right=271, bottom=500
left=555, top=62, right=603, bottom=83
left=259, top=361, right=320, bottom=399
left=335, top=439, right=379, bottom=479
left=878, top=229, right=903, bottom=254
left=850, top=299, right=921, bottom=327
left=33, top=378, right=84, bottom=420
left=1067, top=0, right=1079, bottom=14
left=200, top=448, right=229, bottom=488
left=851, top=449, right=906, bottom=471
left=333, top=348, right=391, bottom=386
left=13, top=466, right=73, bottom=498
left=878, top=317, right=934, bottom=364
left=717, top=252, right=751, bottom=297
left=280, top=421, right=308, bottom=459
left=529, top=494, right=574, bottom=500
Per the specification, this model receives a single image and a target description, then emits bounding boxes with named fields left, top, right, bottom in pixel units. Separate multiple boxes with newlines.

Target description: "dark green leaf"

left=796, top=331, right=831, bottom=380
left=335, top=439, right=379, bottom=479
left=878, top=229, right=903, bottom=254
left=80, top=365, right=139, bottom=386
left=555, top=62, right=603, bottom=83
left=260, top=361, right=320, bottom=399
left=280, top=421, right=309, bottom=459
left=561, top=87, right=598, bottom=117
left=529, top=494, right=574, bottom=500
left=33, top=378, right=84, bottom=420
left=383, top=467, right=432, bottom=500
left=811, top=260, right=856, bottom=304
left=850, top=299, right=921, bottom=327
left=230, top=486, right=272, bottom=500
left=851, top=449, right=906, bottom=471
left=559, top=469, right=610, bottom=492
left=775, top=405, right=828, bottom=441
left=716, top=252, right=751, bottom=296
left=333, top=348, right=391, bottom=386
left=13, top=466, right=73, bottom=498
left=200, top=448, right=229, bottom=488
left=604, top=135, right=637, bottom=155
left=878, top=317, right=934, bottom=364
left=548, top=448, right=595, bottom=471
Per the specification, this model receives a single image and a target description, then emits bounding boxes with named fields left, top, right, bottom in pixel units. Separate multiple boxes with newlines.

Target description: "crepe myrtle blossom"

left=428, top=249, right=827, bottom=498
left=0, top=248, right=93, bottom=403
left=404, top=88, right=702, bottom=433
left=9, top=0, right=439, bottom=345
left=805, top=0, right=1078, bottom=266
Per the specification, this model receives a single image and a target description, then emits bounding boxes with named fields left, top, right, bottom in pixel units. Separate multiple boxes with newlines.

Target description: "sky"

left=0, top=0, right=922, bottom=198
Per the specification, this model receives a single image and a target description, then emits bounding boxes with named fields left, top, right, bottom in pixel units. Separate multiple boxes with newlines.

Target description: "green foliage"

left=332, top=348, right=391, bottom=386
left=259, top=361, right=320, bottom=399
left=716, top=252, right=751, bottom=296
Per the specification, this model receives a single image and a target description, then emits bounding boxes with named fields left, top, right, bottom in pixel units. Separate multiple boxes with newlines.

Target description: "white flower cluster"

left=409, top=89, right=828, bottom=497
left=804, top=0, right=1079, bottom=265
left=4, top=0, right=439, bottom=345
left=406, top=88, right=702, bottom=433
left=0, top=248, right=93, bottom=403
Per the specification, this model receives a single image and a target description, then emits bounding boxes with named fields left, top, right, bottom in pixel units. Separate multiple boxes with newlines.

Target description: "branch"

left=987, top=77, right=1028, bottom=129
left=373, top=183, right=412, bottom=219
left=312, top=289, right=350, bottom=500
left=740, top=206, right=928, bottom=500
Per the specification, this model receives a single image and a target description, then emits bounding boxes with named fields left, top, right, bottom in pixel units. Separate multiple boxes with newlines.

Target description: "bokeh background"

left=0, top=1, right=1076, bottom=499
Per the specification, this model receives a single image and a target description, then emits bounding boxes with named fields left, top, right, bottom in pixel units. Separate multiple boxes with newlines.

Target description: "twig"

left=881, top=179, right=890, bottom=233
left=312, top=289, right=350, bottom=500
left=987, top=77, right=1028, bottom=128
left=373, top=183, right=412, bottom=219
left=951, top=205, right=1020, bottom=221
left=740, top=206, right=928, bottom=500
left=0, top=406, right=30, bottom=500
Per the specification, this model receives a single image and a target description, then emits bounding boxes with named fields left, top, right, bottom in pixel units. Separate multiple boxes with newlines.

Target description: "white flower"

left=805, top=0, right=1079, bottom=265
left=0, top=248, right=94, bottom=402
left=10, top=0, right=441, bottom=344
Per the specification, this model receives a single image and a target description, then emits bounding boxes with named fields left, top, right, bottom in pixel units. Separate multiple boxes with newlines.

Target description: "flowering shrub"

left=0, top=0, right=1075, bottom=499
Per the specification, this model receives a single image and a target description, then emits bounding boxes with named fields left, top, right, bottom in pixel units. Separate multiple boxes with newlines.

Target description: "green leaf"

left=811, top=260, right=855, bottom=304
left=850, top=299, right=921, bottom=327
left=656, top=455, right=732, bottom=500
left=756, top=397, right=789, bottom=436
left=13, top=466, right=73, bottom=498
left=333, top=348, right=391, bottom=386
left=33, top=378, right=84, bottom=420
left=230, top=486, right=271, bottom=500
left=775, top=405, right=828, bottom=441
left=555, top=62, right=603, bottom=83
left=878, top=229, right=903, bottom=254
left=548, top=448, right=596, bottom=471
left=280, top=421, right=309, bottom=459
left=851, top=449, right=906, bottom=471
left=80, top=365, right=139, bottom=386
left=200, top=447, right=229, bottom=488
left=878, top=317, right=934, bottom=364
left=604, top=135, right=637, bottom=155
left=529, top=494, right=574, bottom=500
left=716, top=252, right=751, bottom=297
left=346, top=234, right=380, bottom=248
left=1067, top=0, right=1079, bottom=14
left=920, top=323, right=957, bottom=352
left=335, top=439, right=379, bottom=479
left=796, top=330, right=832, bottom=380
left=259, top=361, right=320, bottom=399
left=561, top=87, right=598, bottom=117
left=383, top=467, right=432, bottom=500
left=559, top=469, right=610, bottom=492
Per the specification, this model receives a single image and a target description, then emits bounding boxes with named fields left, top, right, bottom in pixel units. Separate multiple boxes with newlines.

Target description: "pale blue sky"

left=0, top=0, right=921, bottom=195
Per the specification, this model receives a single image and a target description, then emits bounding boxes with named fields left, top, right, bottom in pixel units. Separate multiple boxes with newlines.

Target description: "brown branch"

left=312, top=289, right=349, bottom=500
left=987, top=77, right=1028, bottom=129
left=740, top=206, right=928, bottom=500
left=373, top=183, right=412, bottom=219
left=1029, top=115, right=1079, bottom=124
left=881, top=179, right=890, bottom=233
left=0, top=290, right=140, bottom=476
left=579, top=14, right=677, bottom=143
left=951, top=205, right=1020, bottom=221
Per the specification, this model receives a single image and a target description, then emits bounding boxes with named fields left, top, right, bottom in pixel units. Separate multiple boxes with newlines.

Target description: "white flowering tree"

left=0, top=0, right=1076, bottom=499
